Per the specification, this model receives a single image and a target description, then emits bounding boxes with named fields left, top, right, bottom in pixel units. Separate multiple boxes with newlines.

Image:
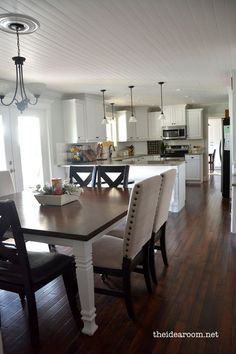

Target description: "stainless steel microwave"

left=162, top=126, right=187, bottom=140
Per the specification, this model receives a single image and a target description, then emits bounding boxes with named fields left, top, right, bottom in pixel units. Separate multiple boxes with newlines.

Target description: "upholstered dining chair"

left=69, top=165, right=97, bottom=187
left=0, top=200, right=79, bottom=349
left=92, top=175, right=162, bottom=319
left=95, top=165, right=130, bottom=188
left=108, top=169, right=176, bottom=284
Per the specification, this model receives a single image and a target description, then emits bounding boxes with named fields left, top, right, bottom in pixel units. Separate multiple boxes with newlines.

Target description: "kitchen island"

left=61, top=158, right=186, bottom=213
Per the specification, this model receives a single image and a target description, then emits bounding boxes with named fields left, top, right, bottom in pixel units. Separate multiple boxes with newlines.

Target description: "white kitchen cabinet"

left=185, top=154, right=203, bottom=183
left=85, top=97, right=107, bottom=142
left=187, top=108, right=203, bottom=139
left=162, top=105, right=186, bottom=127
left=62, top=96, right=107, bottom=143
left=62, top=99, right=86, bottom=143
left=148, top=112, right=162, bottom=140
left=117, top=108, right=148, bottom=142
left=134, top=107, right=148, bottom=140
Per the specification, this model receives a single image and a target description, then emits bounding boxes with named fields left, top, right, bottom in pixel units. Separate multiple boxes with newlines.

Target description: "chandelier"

left=0, top=14, right=43, bottom=113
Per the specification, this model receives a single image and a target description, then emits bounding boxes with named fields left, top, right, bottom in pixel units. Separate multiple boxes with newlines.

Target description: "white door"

left=0, top=107, right=51, bottom=192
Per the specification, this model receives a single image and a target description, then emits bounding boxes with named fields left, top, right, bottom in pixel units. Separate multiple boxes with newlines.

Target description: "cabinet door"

left=148, top=112, right=162, bottom=140
left=185, top=155, right=201, bottom=180
left=63, top=99, right=86, bottom=143
left=187, top=109, right=203, bottom=139
left=86, top=98, right=107, bottom=141
left=135, top=107, right=148, bottom=140
left=174, top=105, right=186, bottom=125
left=162, top=106, right=172, bottom=127
left=76, top=100, right=86, bottom=141
left=117, top=111, right=136, bottom=142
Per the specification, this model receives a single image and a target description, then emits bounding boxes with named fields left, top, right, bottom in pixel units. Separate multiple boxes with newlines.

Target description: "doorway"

left=0, top=107, right=51, bottom=192
left=208, top=118, right=222, bottom=174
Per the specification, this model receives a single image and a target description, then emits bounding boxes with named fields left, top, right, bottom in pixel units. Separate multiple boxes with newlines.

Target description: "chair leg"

left=160, top=223, right=168, bottom=266
left=25, top=291, right=40, bottom=349
left=48, top=244, right=57, bottom=253
left=149, top=234, right=158, bottom=285
left=143, top=242, right=153, bottom=293
left=19, top=291, right=25, bottom=307
left=123, top=259, right=135, bottom=319
left=62, top=263, right=79, bottom=317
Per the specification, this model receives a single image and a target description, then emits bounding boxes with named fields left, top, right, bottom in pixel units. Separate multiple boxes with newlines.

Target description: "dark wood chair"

left=209, top=149, right=216, bottom=171
left=96, top=165, right=130, bottom=188
left=92, top=175, right=162, bottom=319
left=0, top=200, right=79, bottom=349
left=69, top=165, right=97, bottom=187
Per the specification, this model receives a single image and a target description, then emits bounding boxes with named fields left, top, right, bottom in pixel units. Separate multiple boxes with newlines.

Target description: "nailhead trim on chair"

left=124, top=184, right=140, bottom=257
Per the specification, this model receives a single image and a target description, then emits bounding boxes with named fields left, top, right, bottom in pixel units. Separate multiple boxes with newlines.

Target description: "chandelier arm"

left=0, top=65, right=19, bottom=106
left=28, top=96, right=39, bottom=106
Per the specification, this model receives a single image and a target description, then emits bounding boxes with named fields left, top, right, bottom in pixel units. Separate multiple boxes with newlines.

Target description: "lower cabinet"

left=185, top=154, right=203, bottom=183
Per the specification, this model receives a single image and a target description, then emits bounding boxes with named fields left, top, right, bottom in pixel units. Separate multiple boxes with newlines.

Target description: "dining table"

left=0, top=187, right=130, bottom=335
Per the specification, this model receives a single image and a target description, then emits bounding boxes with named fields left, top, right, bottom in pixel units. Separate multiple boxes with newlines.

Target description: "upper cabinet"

left=148, top=112, right=162, bottom=140
left=187, top=108, right=203, bottom=139
left=85, top=97, right=107, bottom=142
left=116, top=107, right=148, bottom=142
left=162, top=105, right=186, bottom=127
left=62, top=96, right=107, bottom=143
left=134, top=107, right=148, bottom=140
left=63, top=99, right=86, bottom=143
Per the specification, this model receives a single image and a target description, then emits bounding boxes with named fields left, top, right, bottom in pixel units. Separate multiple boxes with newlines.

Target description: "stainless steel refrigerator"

left=220, top=117, right=230, bottom=198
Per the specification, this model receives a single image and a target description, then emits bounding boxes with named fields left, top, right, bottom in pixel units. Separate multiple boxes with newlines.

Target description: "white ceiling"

left=0, top=0, right=235, bottom=107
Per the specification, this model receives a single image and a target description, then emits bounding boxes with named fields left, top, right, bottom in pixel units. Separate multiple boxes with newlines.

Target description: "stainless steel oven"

left=162, top=126, right=187, bottom=140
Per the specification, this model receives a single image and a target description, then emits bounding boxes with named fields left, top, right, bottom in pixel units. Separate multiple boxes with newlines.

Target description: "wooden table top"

left=0, top=188, right=130, bottom=241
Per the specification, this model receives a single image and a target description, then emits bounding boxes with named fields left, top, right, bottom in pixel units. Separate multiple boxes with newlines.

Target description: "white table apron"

left=23, top=220, right=122, bottom=335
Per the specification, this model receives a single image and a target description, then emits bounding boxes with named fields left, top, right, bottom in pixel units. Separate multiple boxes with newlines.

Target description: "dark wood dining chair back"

left=0, top=200, right=79, bottom=349
left=209, top=149, right=216, bottom=171
left=96, top=165, right=130, bottom=188
left=69, top=165, right=97, bottom=187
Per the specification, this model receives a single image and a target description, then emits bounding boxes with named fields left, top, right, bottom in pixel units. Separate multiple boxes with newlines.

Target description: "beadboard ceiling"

left=0, top=0, right=235, bottom=107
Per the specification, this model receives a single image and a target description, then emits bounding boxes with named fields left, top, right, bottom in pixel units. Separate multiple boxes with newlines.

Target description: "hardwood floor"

left=1, top=175, right=236, bottom=354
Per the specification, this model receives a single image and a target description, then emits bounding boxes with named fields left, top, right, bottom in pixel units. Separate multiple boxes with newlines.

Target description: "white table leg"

left=73, top=241, right=98, bottom=335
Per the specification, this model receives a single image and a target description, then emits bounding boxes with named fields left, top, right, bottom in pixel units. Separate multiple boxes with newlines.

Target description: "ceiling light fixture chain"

left=158, top=81, right=166, bottom=120
left=0, top=13, right=42, bottom=113
left=128, top=85, right=137, bottom=123
left=110, top=102, right=115, bottom=120
left=101, top=89, right=109, bottom=125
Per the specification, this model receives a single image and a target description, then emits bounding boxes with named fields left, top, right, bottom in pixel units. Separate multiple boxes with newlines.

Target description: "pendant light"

left=128, top=85, right=137, bottom=123
left=110, top=103, right=115, bottom=120
left=158, top=81, right=165, bottom=120
left=0, top=14, right=43, bottom=113
left=101, top=89, right=109, bottom=125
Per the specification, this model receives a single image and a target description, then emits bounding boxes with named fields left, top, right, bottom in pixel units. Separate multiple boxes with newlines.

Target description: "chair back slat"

left=69, top=166, right=97, bottom=187
left=0, top=200, right=32, bottom=285
left=153, top=169, right=176, bottom=233
left=96, top=165, right=130, bottom=188
left=123, top=175, right=162, bottom=259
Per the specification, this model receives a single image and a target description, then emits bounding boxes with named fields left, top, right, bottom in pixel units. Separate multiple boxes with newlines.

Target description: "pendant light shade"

left=128, top=85, right=137, bottom=123
left=158, top=81, right=165, bottom=120
left=101, top=89, right=109, bottom=125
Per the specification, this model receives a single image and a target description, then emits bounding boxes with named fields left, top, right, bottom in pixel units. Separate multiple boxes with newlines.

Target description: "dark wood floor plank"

left=1, top=175, right=236, bottom=354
